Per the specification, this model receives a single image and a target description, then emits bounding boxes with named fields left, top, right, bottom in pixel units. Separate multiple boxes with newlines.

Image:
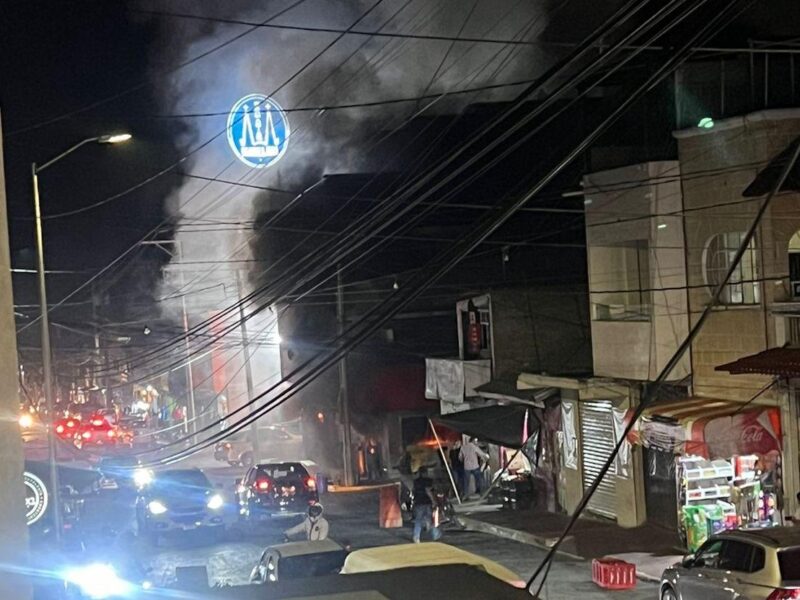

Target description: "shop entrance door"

left=643, top=446, right=678, bottom=530
left=580, top=400, right=618, bottom=520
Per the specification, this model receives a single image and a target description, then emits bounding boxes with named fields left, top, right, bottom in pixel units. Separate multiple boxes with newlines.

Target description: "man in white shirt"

left=459, top=437, right=489, bottom=498
left=284, top=503, right=329, bottom=540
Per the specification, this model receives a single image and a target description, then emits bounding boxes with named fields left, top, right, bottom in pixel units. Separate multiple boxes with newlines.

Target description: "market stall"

left=433, top=403, right=548, bottom=507
left=627, top=397, right=783, bottom=551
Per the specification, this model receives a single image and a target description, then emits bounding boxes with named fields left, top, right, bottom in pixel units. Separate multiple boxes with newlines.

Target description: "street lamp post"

left=32, top=133, right=131, bottom=541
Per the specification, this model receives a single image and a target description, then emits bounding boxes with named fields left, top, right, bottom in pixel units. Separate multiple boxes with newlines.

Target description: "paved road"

left=78, top=454, right=658, bottom=599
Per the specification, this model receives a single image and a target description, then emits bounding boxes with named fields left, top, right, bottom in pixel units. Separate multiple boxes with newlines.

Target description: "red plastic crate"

left=591, top=558, right=637, bottom=590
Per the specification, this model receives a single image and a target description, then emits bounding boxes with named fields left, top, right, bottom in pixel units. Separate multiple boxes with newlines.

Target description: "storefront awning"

left=627, top=397, right=782, bottom=459
left=473, top=380, right=555, bottom=408
left=715, top=347, right=800, bottom=378
left=433, top=405, right=534, bottom=449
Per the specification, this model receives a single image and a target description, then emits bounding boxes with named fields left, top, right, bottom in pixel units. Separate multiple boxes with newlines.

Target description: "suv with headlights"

left=660, top=527, right=800, bottom=600
left=135, top=468, right=225, bottom=545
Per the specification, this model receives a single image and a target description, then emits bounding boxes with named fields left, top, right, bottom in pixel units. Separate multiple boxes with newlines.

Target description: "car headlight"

left=133, top=468, right=153, bottom=488
left=63, top=563, right=131, bottom=599
left=147, top=500, right=168, bottom=515
left=207, top=494, right=224, bottom=510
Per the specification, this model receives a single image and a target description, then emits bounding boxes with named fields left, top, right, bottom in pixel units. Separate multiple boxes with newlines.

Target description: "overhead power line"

left=97, top=0, right=553, bottom=379
left=132, top=0, right=708, bottom=465
left=5, top=0, right=309, bottom=136
left=131, top=7, right=800, bottom=56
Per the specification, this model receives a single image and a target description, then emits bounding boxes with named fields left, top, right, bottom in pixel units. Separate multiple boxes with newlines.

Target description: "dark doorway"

left=643, top=446, right=678, bottom=531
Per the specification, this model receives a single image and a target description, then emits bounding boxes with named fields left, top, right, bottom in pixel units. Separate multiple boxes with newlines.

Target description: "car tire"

left=240, top=452, right=254, bottom=468
left=661, top=585, right=678, bottom=600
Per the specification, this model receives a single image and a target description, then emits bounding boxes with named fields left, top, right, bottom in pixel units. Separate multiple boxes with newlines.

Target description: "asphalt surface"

left=72, top=453, right=659, bottom=599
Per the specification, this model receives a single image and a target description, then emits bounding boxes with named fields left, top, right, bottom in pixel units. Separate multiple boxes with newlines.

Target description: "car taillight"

left=82, top=431, right=92, bottom=439
left=306, top=477, right=316, bottom=490
left=66, top=420, right=75, bottom=428
left=91, top=419, right=104, bottom=427
left=107, top=430, right=115, bottom=438
left=767, top=589, right=800, bottom=600
left=255, top=479, right=271, bottom=492
left=56, top=425, right=64, bottom=434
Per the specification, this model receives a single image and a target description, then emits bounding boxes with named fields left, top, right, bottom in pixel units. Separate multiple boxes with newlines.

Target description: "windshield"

left=101, top=456, right=139, bottom=469
left=280, top=552, right=347, bottom=579
left=778, top=547, right=800, bottom=580
left=258, top=464, right=308, bottom=479
left=154, top=470, right=211, bottom=493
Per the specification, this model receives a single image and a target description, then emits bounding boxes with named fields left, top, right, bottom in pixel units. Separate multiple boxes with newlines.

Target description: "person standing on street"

left=412, top=467, right=441, bottom=543
left=284, top=503, right=329, bottom=541
left=449, top=441, right=465, bottom=497
left=366, top=438, right=382, bottom=481
left=460, top=437, right=489, bottom=498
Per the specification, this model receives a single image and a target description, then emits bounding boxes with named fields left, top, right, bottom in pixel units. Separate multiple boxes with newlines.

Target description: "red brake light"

left=107, top=430, right=115, bottom=438
left=56, top=425, right=64, bottom=434
left=306, top=477, right=316, bottom=489
left=255, top=479, right=271, bottom=491
left=91, top=419, right=104, bottom=427
left=66, top=420, right=75, bottom=428
left=82, top=431, right=91, bottom=439
left=767, top=590, right=800, bottom=600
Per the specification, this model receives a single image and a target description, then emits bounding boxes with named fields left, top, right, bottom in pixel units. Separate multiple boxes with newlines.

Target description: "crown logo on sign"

left=239, top=101, right=280, bottom=158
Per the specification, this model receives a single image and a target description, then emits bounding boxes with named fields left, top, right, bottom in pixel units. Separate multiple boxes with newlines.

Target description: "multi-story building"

left=521, top=45, right=800, bottom=535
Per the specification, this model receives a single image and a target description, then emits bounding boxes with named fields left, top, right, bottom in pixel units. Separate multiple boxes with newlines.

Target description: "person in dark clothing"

left=366, top=438, right=382, bottom=481
left=412, top=467, right=441, bottom=543
left=448, top=441, right=465, bottom=497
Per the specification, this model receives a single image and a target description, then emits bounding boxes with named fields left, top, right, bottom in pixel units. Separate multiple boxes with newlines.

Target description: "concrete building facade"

left=676, top=108, right=800, bottom=520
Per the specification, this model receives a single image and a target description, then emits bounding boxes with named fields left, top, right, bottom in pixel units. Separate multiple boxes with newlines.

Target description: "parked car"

left=660, top=527, right=800, bottom=600
left=54, top=417, right=81, bottom=440
left=135, top=468, right=225, bottom=544
left=74, top=416, right=117, bottom=449
left=214, top=426, right=294, bottom=467
left=249, top=539, right=348, bottom=584
left=237, top=462, right=318, bottom=520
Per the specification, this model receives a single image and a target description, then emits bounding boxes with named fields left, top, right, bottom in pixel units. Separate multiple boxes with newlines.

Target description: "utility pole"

left=236, top=270, right=259, bottom=460
left=31, top=162, right=61, bottom=540
left=336, top=268, right=353, bottom=486
left=142, top=241, right=197, bottom=432
left=91, top=283, right=105, bottom=406
left=179, top=258, right=197, bottom=433
left=0, top=111, right=33, bottom=598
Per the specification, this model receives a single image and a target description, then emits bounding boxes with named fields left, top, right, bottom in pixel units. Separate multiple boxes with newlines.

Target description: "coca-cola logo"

left=740, top=425, right=766, bottom=445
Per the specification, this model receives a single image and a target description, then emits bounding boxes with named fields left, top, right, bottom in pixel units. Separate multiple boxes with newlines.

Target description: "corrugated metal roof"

left=715, top=347, right=800, bottom=377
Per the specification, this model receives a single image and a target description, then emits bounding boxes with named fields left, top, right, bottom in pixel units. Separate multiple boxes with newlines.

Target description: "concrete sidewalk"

left=456, top=503, right=684, bottom=581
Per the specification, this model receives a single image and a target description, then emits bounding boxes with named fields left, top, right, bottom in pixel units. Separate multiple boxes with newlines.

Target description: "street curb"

left=459, top=515, right=668, bottom=584
left=457, top=516, right=583, bottom=561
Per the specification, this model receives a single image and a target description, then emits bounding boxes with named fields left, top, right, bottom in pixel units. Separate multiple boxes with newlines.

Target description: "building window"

left=703, top=232, right=760, bottom=305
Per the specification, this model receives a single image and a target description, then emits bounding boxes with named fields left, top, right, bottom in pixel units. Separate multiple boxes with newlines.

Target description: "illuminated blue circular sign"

left=227, top=94, right=290, bottom=169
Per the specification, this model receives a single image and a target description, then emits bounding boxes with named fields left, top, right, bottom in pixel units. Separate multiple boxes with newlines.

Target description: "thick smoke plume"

left=139, top=0, right=547, bottom=424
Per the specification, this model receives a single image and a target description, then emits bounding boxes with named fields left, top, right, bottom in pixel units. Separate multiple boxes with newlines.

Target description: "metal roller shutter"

left=580, top=400, right=618, bottom=520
